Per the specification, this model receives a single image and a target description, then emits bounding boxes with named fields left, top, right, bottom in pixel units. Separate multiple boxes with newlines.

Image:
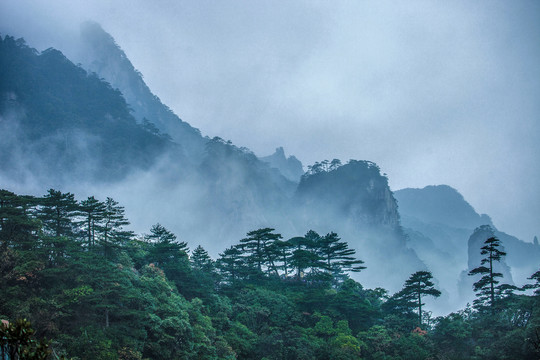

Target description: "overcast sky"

left=1, top=0, right=539, bottom=241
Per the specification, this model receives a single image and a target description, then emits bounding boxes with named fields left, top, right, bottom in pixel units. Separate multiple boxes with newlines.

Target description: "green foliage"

left=1, top=187, right=539, bottom=359
left=0, top=318, right=51, bottom=360
left=0, top=35, right=171, bottom=183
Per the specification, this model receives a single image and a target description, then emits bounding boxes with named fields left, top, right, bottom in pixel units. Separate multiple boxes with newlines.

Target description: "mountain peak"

left=260, top=147, right=303, bottom=182
left=77, top=21, right=205, bottom=161
left=394, top=185, right=492, bottom=230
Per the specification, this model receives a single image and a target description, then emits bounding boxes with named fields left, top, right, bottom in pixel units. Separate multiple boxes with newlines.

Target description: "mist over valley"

left=1, top=3, right=539, bottom=359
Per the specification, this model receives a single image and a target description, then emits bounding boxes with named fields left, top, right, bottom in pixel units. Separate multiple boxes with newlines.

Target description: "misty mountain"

left=0, top=29, right=429, bottom=292
left=294, top=160, right=425, bottom=289
left=395, top=185, right=493, bottom=230
left=0, top=35, right=180, bottom=185
left=7, top=24, right=536, bottom=299
left=395, top=185, right=540, bottom=309
left=260, top=146, right=304, bottom=182
left=77, top=21, right=206, bottom=162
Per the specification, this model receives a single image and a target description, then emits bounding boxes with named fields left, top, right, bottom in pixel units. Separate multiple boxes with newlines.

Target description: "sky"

left=1, top=0, right=539, bottom=242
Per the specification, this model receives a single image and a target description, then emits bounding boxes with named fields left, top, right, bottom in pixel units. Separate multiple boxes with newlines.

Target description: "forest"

left=1, top=188, right=539, bottom=359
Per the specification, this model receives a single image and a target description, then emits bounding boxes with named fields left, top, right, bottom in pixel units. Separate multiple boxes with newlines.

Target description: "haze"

left=1, top=0, right=539, bottom=241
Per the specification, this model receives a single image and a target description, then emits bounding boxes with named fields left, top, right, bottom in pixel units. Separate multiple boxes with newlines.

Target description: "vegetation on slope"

left=1, top=188, right=539, bottom=359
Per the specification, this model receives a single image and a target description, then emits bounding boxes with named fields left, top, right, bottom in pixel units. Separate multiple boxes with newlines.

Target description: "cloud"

left=1, top=0, right=539, bottom=241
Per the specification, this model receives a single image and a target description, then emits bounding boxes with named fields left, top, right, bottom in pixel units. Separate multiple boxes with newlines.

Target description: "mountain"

left=0, top=35, right=179, bottom=185
left=260, top=147, right=304, bottom=182
left=77, top=21, right=206, bottom=162
left=395, top=185, right=540, bottom=309
left=0, top=29, right=433, bottom=293
left=294, top=161, right=425, bottom=289
left=395, top=185, right=492, bottom=230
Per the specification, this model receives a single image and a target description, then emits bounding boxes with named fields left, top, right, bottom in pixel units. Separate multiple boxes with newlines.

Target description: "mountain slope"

left=77, top=21, right=206, bottom=162
left=0, top=35, right=178, bottom=185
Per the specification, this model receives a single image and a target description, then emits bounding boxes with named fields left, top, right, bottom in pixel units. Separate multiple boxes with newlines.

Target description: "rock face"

left=260, top=147, right=304, bottom=183
left=296, top=160, right=400, bottom=230
left=294, top=160, right=423, bottom=291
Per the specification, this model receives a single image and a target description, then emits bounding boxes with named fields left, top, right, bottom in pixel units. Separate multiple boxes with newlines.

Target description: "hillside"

left=0, top=35, right=178, bottom=185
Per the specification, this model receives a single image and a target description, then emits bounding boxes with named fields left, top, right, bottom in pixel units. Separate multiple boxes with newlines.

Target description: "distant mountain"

left=260, top=147, right=304, bottom=182
left=395, top=185, right=492, bottom=229
left=395, top=185, right=540, bottom=310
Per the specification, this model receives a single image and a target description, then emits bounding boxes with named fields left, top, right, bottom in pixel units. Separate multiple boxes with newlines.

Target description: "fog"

left=1, top=1, right=539, bottom=242
left=1, top=1, right=540, bottom=310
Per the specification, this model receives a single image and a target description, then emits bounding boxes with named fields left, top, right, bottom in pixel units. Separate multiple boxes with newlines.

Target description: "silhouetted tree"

left=78, top=196, right=105, bottom=248
left=401, top=271, right=441, bottom=327
left=468, top=236, right=507, bottom=312
left=239, top=228, right=282, bottom=275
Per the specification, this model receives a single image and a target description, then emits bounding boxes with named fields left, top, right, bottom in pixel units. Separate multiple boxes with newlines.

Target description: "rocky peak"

left=296, top=160, right=400, bottom=230
left=260, top=147, right=304, bottom=183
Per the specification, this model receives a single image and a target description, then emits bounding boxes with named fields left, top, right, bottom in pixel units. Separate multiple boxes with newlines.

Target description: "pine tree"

left=100, top=197, right=133, bottom=259
left=239, top=228, right=282, bottom=275
left=468, top=236, right=507, bottom=312
left=314, top=232, right=365, bottom=282
left=287, top=233, right=325, bottom=280
left=78, top=196, right=105, bottom=248
left=0, top=190, right=40, bottom=250
left=37, top=189, right=79, bottom=264
left=401, top=271, right=441, bottom=327
left=191, top=245, right=214, bottom=273
left=217, top=246, right=246, bottom=285
left=144, top=223, right=190, bottom=294
left=38, top=189, right=78, bottom=239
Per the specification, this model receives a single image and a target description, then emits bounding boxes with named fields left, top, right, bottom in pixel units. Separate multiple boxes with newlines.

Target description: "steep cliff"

left=294, top=160, right=424, bottom=290
left=296, top=160, right=400, bottom=230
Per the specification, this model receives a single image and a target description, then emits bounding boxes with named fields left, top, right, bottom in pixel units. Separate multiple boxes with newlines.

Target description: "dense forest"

left=1, top=188, right=539, bottom=359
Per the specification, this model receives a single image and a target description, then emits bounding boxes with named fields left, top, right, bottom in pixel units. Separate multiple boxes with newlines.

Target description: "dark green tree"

left=144, top=224, right=192, bottom=297
left=315, top=232, right=365, bottom=283
left=190, top=245, right=219, bottom=299
left=78, top=196, right=105, bottom=248
left=100, top=197, right=133, bottom=258
left=468, top=236, right=507, bottom=312
left=239, top=228, right=282, bottom=276
left=36, top=189, right=79, bottom=265
left=37, top=189, right=78, bottom=239
left=191, top=245, right=214, bottom=273
left=217, top=246, right=248, bottom=286
left=287, top=234, right=324, bottom=280
left=401, top=271, right=441, bottom=327
left=0, top=190, right=40, bottom=250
